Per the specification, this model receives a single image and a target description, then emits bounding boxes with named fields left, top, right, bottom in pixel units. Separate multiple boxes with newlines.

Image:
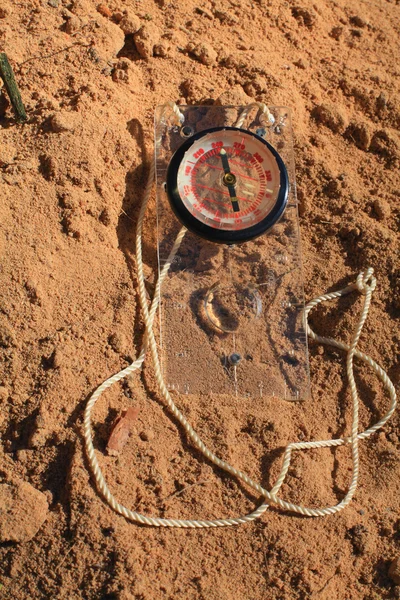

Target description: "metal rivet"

left=228, top=353, right=242, bottom=366
left=180, top=125, right=194, bottom=138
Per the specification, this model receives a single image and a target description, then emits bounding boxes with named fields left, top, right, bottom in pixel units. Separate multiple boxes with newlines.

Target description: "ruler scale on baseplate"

left=155, top=105, right=310, bottom=401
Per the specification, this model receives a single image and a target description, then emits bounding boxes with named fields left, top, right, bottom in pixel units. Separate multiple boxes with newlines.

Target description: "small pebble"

left=373, top=198, right=391, bottom=221
left=97, top=3, right=112, bottom=18
left=107, top=407, right=139, bottom=456
left=109, top=331, right=128, bottom=354
left=48, top=0, right=59, bottom=7
left=28, top=410, right=49, bottom=449
left=186, top=42, right=217, bottom=66
left=294, top=58, right=308, bottom=69
left=134, top=23, right=160, bottom=59
left=65, top=15, right=81, bottom=35
left=0, top=478, right=49, bottom=543
left=49, top=112, right=76, bottom=133
left=153, top=42, right=170, bottom=58
left=119, top=12, right=141, bottom=35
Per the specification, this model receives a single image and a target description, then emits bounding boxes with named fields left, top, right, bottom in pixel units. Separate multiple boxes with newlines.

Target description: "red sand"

left=0, top=0, right=399, bottom=598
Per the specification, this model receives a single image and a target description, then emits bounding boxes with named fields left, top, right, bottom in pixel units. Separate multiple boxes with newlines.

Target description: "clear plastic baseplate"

left=154, top=105, right=310, bottom=402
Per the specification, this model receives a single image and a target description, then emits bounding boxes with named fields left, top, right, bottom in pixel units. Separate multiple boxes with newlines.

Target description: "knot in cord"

left=356, top=268, right=377, bottom=295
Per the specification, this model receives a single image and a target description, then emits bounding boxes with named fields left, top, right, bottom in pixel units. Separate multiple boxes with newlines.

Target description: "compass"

left=166, top=126, right=289, bottom=244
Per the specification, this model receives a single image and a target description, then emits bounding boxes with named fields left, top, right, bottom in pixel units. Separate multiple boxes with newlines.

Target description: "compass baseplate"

left=154, top=105, right=310, bottom=402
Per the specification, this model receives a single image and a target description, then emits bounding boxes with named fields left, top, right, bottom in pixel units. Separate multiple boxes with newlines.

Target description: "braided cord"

left=83, top=104, right=397, bottom=527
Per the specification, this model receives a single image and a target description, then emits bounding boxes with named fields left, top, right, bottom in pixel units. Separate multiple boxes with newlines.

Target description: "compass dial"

left=166, top=127, right=289, bottom=244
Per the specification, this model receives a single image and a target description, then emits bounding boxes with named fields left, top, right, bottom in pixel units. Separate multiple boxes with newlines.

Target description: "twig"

left=18, top=42, right=92, bottom=68
left=119, top=208, right=135, bottom=222
left=0, top=53, right=27, bottom=122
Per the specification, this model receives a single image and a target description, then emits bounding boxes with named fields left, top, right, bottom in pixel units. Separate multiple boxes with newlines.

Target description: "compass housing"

left=165, top=126, right=289, bottom=244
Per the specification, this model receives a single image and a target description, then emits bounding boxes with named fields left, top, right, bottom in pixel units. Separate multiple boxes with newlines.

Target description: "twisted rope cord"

left=235, top=102, right=275, bottom=129
left=84, top=103, right=397, bottom=527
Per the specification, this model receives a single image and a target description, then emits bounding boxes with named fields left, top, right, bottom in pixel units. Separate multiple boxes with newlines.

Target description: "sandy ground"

left=0, top=0, right=400, bottom=599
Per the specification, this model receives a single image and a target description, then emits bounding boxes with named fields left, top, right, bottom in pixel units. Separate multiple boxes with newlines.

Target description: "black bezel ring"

left=165, top=126, right=289, bottom=244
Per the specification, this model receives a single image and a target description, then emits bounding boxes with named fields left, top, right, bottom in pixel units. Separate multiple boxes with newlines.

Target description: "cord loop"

left=83, top=103, right=396, bottom=528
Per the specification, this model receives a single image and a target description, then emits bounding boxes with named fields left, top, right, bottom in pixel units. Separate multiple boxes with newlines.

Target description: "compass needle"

left=220, top=147, right=240, bottom=212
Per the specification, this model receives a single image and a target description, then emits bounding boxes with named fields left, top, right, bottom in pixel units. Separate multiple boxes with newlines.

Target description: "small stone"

left=376, top=92, right=387, bottom=111
left=49, top=112, right=76, bottom=133
left=312, top=103, right=348, bottom=134
left=153, top=42, right=170, bottom=58
left=107, top=407, right=139, bottom=456
left=109, top=331, right=128, bottom=354
left=0, top=478, right=49, bottom=543
left=65, top=16, right=81, bottom=35
left=48, top=0, right=59, bottom=7
left=97, top=4, right=112, bottom=18
left=186, top=41, right=217, bottom=66
left=93, top=17, right=125, bottom=59
left=134, top=23, right=160, bottom=59
left=389, top=557, right=400, bottom=585
left=119, top=11, right=141, bottom=35
left=28, top=410, right=49, bottom=449
left=373, top=198, right=391, bottom=221
left=294, top=58, right=308, bottom=69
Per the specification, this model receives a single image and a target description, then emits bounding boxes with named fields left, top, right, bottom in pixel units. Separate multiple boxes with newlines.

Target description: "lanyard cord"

left=83, top=103, right=397, bottom=528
